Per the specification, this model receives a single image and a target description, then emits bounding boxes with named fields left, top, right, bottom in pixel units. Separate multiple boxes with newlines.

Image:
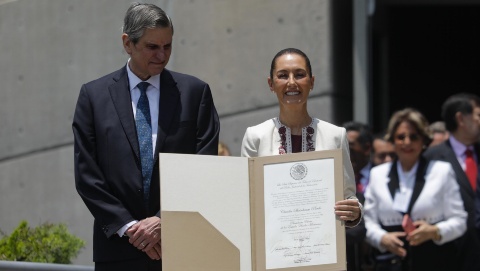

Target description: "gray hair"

left=429, top=121, right=446, bottom=133
left=123, top=2, right=174, bottom=44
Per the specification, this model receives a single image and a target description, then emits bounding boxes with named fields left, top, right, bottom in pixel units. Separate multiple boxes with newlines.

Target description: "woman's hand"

left=380, top=232, right=407, bottom=257
left=334, top=199, right=361, bottom=222
left=407, top=220, right=438, bottom=246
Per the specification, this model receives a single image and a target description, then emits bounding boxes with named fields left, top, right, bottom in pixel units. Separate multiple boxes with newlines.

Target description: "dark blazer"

left=72, top=66, right=220, bottom=263
left=346, top=191, right=369, bottom=271
left=423, top=141, right=480, bottom=271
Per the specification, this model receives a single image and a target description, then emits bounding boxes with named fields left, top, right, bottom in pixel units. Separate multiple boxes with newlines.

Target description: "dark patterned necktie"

left=136, top=82, right=154, bottom=206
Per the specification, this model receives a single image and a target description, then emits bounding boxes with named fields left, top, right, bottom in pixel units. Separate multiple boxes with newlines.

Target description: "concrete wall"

left=0, top=0, right=344, bottom=265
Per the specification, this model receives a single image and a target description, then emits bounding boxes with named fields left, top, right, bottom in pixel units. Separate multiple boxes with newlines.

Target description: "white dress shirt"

left=127, top=60, right=160, bottom=156
left=117, top=61, right=161, bottom=237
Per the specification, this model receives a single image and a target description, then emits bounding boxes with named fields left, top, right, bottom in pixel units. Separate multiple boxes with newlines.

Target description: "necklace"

left=276, top=117, right=315, bottom=154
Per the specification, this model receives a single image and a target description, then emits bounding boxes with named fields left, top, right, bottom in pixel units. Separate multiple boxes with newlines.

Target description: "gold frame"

left=249, top=150, right=346, bottom=271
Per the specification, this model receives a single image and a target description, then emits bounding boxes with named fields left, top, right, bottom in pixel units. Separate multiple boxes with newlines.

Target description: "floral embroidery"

left=305, top=126, right=315, bottom=152
left=278, top=126, right=287, bottom=154
left=276, top=118, right=315, bottom=154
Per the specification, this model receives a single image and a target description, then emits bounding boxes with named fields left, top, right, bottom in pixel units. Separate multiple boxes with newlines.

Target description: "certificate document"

left=264, top=159, right=336, bottom=269
left=249, top=149, right=346, bottom=271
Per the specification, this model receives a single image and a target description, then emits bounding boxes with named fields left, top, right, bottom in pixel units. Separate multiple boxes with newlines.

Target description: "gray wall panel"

left=169, top=0, right=333, bottom=116
left=0, top=0, right=137, bottom=160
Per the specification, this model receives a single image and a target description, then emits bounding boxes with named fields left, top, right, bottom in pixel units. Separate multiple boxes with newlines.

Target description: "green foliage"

left=0, top=220, right=85, bottom=264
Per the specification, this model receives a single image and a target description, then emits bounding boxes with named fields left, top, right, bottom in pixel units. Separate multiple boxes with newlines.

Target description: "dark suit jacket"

left=72, top=66, right=220, bottom=263
left=423, top=141, right=480, bottom=270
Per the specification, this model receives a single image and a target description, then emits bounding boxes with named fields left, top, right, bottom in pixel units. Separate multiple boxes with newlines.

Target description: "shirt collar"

left=449, top=135, right=471, bottom=157
left=397, top=160, right=419, bottom=180
left=360, top=162, right=372, bottom=179
left=126, top=59, right=161, bottom=91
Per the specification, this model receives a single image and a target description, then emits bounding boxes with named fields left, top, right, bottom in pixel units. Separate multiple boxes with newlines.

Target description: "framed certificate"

left=249, top=150, right=346, bottom=271
left=160, top=149, right=346, bottom=271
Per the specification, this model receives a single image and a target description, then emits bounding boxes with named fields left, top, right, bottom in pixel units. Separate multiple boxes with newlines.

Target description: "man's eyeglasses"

left=395, top=133, right=420, bottom=142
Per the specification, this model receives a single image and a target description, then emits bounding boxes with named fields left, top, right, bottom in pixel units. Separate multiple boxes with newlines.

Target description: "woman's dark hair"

left=270, top=48, right=312, bottom=79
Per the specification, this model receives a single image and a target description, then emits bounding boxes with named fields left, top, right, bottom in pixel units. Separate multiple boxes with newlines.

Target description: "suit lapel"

left=154, top=70, right=180, bottom=161
left=408, top=156, right=427, bottom=214
left=474, top=143, right=480, bottom=188
left=109, top=67, right=140, bottom=161
left=474, top=143, right=480, bottom=169
left=387, top=161, right=400, bottom=200
left=443, top=141, right=475, bottom=197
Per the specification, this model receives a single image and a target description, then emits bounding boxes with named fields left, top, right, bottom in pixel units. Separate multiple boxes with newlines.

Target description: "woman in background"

left=364, top=108, right=467, bottom=271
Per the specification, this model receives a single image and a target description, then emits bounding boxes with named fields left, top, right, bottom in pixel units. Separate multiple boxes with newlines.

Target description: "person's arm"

left=126, top=216, right=161, bottom=258
left=364, top=180, right=389, bottom=252
left=344, top=202, right=363, bottom=228
left=73, top=85, right=135, bottom=238
left=433, top=165, right=467, bottom=244
left=335, top=199, right=363, bottom=227
left=406, top=164, right=467, bottom=247
left=240, top=127, right=259, bottom=158
left=195, top=84, right=220, bottom=155
left=117, top=221, right=138, bottom=237
left=364, top=173, right=408, bottom=257
left=339, top=127, right=363, bottom=227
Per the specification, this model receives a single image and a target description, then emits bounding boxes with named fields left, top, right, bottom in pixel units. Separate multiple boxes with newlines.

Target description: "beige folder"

left=161, top=155, right=250, bottom=271
left=160, top=150, right=346, bottom=271
left=161, top=211, right=240, bottom=271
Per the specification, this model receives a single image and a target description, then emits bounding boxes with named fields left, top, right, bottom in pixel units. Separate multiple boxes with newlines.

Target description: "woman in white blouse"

left=241, top=48, right=361, bottom=226
left=364, top=108, right=467, bottom=271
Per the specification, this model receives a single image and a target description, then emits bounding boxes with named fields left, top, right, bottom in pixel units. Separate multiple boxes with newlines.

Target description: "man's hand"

left=145, top=241, right=162, bottom=260
left=126, top=216, right=162, bottom=252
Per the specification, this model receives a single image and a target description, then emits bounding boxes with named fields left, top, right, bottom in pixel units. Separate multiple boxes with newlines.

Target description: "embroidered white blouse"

left=241, top=117, right=356, bottom=201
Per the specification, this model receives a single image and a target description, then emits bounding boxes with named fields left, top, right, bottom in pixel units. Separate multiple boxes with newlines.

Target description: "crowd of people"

left=342, top=94, right=480, bottom=271
left=71, top=2, right=480, bottom=270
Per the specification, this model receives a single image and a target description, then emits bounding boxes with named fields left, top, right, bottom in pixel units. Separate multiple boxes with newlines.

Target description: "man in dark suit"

left=343, top=121, right=374, bottom=271
left=424, top=93, right=480, bottom=271
left=72, top=3, right=219, bottom=270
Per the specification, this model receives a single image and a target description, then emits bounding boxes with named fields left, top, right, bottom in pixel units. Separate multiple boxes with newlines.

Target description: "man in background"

left=72, top=3, right=219, bottom=270
left=371, top=133, right=395, bottom=166
left=424, top=93, right=480, bottom=271
left=343, top=121, right=373, bottom=194
left=343, top=121, right=374, bottom=271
